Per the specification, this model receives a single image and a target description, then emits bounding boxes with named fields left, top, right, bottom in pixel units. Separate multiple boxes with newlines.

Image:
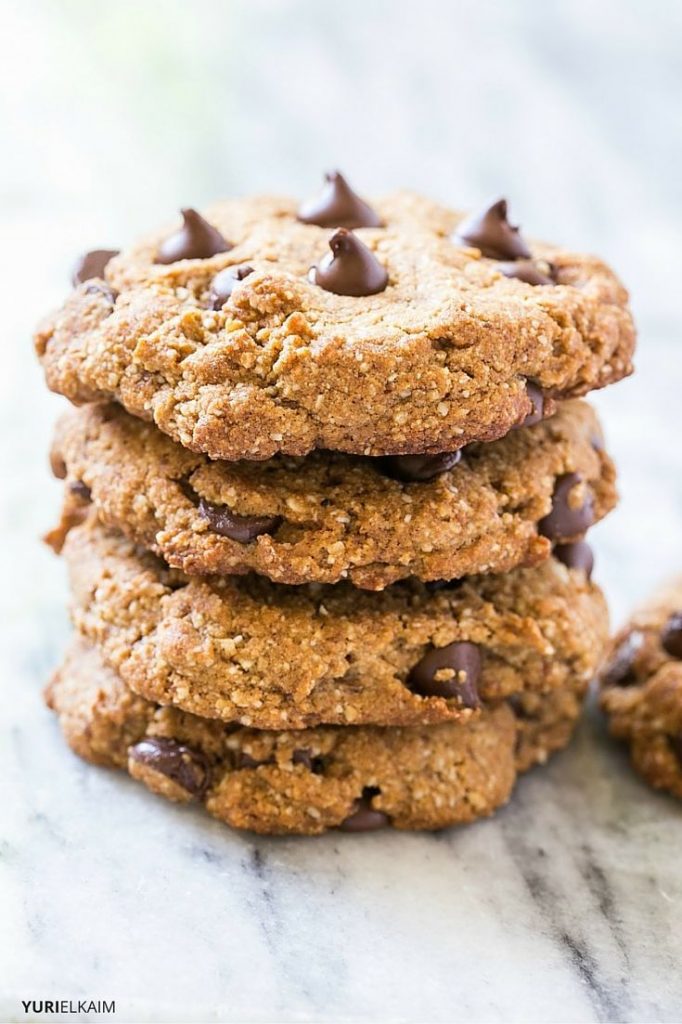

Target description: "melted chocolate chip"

left=339, top=788, right=390, bottom=832
left=209, top=264, right=254, bottom=308
left=69, top=480, right=92, bottom=501
left=516, top=382, right=545, bottom=428
left=311, top=228, right=388, bottom=296
left=661, top=612, right=682, bottom=660
left=72, top=249, right=119, bottom=286
left=408, top=641, right=481, bottom=705
left=455, top=199, right=531, bottom=261
left=554, top=540, right=594, bottom=579
left=292, top=749, right=325, bottom=774
left=602, top=632, right=644, bottom=687
left=129, top=737, right=209, bottom=797
left=378, top=449, right=461, bottom=482
left=156, top=209, right=233, bottom=264
left=500, top=259, right=555, bottom=286
left=198, top=498, right=282, bottom=543
left=538, top=473, right=595, bottom=541
left=297, top=171, right=382, bottom=229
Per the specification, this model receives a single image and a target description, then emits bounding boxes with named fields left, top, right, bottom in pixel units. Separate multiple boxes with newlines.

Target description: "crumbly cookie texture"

left=61, top=515, right=608, bottom=729
left=46, top=639, right=585, bottom=835
left=49, top=399, right=616, bottom=590
left=600, top=577, right=682, bottom=798
left=35, top=192, right=635, bottom=460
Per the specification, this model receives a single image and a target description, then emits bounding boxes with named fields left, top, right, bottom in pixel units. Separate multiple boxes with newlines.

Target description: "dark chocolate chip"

left=554, top=540, right=594, bottom=579
left=661, top=612, right=682, bottom=660
left=499, top=259, right=555, bottom=286
left=515, top=382, right=545, bottom=428
left=156, top=209, right=233, bottom=264
left=297, top=171, right=382, bottom=229
left=292, top=749, right=325, bottom=774
left=538, top=473, right=595, bottom=541
left=339, top=789, right=390, bottom=832
left=378, top=449, right=461, bottom=482
left=455, top=198, right=531, bottom=261
left=602, top=632, right=644, bottom=687
left=209, top=264, right=254, bottom=309
left=408, top=641, right=481, bottom=705
left=129, top=737, right=209, bottom=797
left=198, top=498, right=282, bottom=543
left=69, top=480, right=92, bottom=501
left=72, top=249, right=119, bottom=286
left=311, top=228, right=388, bottom=297
left=234, top=750, right=273, bottom=769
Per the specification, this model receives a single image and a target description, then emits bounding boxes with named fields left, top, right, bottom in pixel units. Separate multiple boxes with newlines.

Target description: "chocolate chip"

left=71, top=249, right=119, bottom=286
left=339, top=788, right=390, bottom=832
left=538, top=473, right=595, bottom=541
left=661, top=612, right=682, bottom=660
left=500, top=259, right=555, bottom=286
left=69, top=480, right=92, bottom=501
left=378, top=449, right=461, bottom=482
left=156, top=209, right=233, bottom=264
left=554, top=540, right=594, bottom=579
left=209, top=264, right=254, bottom=308
left=198, top=498, right=282, bottom=543
left=455, top=199, right=531, bottom=261
left=297, top=171, right=382, bottom=230
left=515, top=382, right=545, bottom=428
left=311, top=228, right=388, bottom=297
left=129, top=737, right=209, bottom=797
left=408, top=641, right=481, bottom=705
left=602, top=632, right=644, bottom=687
left=292, top=749, right=325, bottom=774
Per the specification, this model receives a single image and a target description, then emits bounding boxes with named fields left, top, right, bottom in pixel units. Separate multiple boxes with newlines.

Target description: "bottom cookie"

left=600, top=577, right=682, bottom=799
left=47, top=640, right=585, bottom=835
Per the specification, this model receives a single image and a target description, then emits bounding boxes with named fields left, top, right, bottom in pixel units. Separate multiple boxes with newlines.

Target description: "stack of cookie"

left=36, top=173, right=635, bottom=834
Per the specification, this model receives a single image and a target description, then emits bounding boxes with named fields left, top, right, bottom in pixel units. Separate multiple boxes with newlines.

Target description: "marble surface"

left=2, top=1, right=682, bottom=1021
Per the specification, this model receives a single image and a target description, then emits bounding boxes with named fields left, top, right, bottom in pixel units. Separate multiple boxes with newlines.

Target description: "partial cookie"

left=46, top=639, right=585, bottom=835
left=61, top=515, right=608, bottom=729
left=49, top=400, right=616, bottom=590
left=600, top=577, right=682, bottom=798
left=35, top=190, right=635, bottom=460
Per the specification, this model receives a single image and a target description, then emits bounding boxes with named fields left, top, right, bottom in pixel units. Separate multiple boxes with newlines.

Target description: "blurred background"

left=2, top=3, right=682, bottom=1019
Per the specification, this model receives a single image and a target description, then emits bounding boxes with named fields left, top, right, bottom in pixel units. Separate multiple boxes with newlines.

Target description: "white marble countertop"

left=2, top=2, right=682, bottom=1021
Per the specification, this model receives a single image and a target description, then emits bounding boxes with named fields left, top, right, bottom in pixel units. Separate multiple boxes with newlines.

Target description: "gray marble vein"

left=1, top=1, right=682, bottom=1020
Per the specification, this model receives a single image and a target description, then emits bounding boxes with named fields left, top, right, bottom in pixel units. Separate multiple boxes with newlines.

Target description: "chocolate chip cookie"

left=35, top=183, right=635, bottom=461
left=600, top=577, right=682, bottom=798
left=46, top=639, right=586, bottom=835
left=49, top=399, right=616, bottom=590
left=61, top=514, right=608, bottom=729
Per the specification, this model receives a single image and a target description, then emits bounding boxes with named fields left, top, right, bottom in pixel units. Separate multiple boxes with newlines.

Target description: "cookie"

left=49, top=399, right=616, bottom=590
left=46, top=639, right=586, bottom=835
left=35, top=187, right=635, bottom=461
left=61, top=514, right=608, bottom=729
left=600, top=577, right=682, bottom=798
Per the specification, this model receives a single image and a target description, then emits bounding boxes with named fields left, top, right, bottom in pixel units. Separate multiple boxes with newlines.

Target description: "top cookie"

left=36, top=181, right=635, bottom=460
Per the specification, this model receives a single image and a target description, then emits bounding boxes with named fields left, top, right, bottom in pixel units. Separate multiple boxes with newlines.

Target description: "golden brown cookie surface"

left=46, top=640, right=586, bottom=835
left=36, top=192, right=634, bottom=460
left=50, top=400, right=616, bottom=589
left=601, top=577, right=682, bottom=798
left=61, top=515, right=608, bottom=729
